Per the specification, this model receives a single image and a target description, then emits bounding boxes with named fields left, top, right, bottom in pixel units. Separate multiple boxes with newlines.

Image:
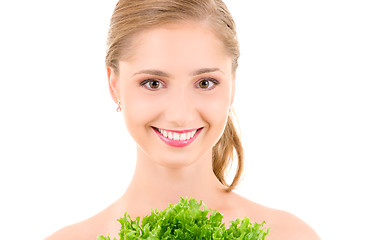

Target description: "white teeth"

left=180, top=133, right=186, bottom=141
left=156, top=128, right=199, bottom=141
left=191, top=130, right=196, bottom=137
left=173, top=132, right=180, bottom=140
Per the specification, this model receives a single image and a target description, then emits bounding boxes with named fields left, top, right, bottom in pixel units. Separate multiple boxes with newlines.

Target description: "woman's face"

left=109, top=22, right=235, bottom=168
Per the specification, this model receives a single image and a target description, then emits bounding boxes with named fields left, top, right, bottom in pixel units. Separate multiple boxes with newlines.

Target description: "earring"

left=116, top=98, right=122, bottom=112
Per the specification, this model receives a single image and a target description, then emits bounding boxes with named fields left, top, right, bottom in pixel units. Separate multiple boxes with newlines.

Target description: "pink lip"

left=152, top=127, right=203, bottom=147
left=157, top=128, right=199, bottom=134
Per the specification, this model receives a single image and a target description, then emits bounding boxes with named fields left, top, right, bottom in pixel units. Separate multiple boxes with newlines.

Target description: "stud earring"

left=116, top=98, right=122, bottom=112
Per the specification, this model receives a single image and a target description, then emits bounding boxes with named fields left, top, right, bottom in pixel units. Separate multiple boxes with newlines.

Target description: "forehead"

left=122, top=22, right=232, bottom=73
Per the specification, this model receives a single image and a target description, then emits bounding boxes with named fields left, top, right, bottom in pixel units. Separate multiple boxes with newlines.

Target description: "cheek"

left=194, top=89, right=231, bottom=128
left=196, top=97, right=229, bottom=147
left=121, top=86, right=164, bottom=130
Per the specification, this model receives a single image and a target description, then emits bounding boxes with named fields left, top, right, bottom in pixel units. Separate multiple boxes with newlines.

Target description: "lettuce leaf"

left=98, top=197, right=270, bottom=240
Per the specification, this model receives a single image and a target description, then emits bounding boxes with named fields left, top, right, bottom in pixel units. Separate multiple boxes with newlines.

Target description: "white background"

left=0, top=0, right=371, bottom=239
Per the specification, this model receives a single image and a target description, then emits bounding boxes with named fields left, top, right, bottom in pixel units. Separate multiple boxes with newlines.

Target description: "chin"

left=150, top=153, right=200, bottom=169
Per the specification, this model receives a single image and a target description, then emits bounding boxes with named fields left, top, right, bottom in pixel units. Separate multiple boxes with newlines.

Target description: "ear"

left=107, top=67, right=120, bottom=102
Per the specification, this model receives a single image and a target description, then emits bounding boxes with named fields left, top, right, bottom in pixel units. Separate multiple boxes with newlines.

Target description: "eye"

left=140, top=79, right=164, bottom=90
left=197, top=78, right=219, bottom=90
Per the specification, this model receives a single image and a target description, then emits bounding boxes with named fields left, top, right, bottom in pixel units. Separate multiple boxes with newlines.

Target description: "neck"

left=121, top=146, right=228, bottom=215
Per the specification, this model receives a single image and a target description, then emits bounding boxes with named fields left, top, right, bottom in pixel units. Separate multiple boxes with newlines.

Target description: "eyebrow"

left=191, top=68, right=224, bottom=76
left=132, top=69, right=170, bottom=77
left=132, top=68, right=223, bottom=78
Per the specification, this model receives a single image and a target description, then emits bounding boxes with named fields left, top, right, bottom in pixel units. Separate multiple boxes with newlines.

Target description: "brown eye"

left=140, top=79, right=164, bottom=90
left=199, top=80, right=210, bottom=88
left=149, top=80, right=160, bottom=89
left=197, top=78, right=219, bottom=90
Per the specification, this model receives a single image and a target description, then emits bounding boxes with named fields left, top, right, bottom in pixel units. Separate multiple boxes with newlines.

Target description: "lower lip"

left=152, top=127, right=203, bottom=147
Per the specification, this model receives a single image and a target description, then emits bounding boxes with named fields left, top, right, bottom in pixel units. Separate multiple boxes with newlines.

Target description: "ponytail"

left=212, top=111, right=244, bottom=192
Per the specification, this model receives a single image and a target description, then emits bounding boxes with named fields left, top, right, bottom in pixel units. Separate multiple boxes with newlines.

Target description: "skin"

left=46, top=22, right=321, bottom=240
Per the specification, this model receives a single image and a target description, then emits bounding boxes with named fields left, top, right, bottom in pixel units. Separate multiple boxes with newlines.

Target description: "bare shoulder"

left=266, top=208, right=321, bottom=240
left=45, top=202, right=121, bottom=240
left=227, top=192, right=321, bottom=240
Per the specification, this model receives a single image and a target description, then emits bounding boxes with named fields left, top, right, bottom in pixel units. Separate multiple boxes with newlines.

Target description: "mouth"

left=151, top=127, right=203, bottom=147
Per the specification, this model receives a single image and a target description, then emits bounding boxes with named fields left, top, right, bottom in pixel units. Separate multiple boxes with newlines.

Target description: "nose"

left=164, top=88, right=196, bottom=127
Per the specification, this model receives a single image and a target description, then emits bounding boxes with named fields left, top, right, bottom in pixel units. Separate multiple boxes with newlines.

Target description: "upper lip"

left=152, top=126, right=202, bottom=134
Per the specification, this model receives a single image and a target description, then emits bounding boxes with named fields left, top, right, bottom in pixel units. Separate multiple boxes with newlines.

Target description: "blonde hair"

left=106, top=0, right=244, bottom=191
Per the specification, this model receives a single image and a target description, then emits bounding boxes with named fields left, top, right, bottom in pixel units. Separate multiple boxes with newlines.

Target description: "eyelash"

left=140, top=78, right=220, bottom=91
left=140, top=79, right=165, bottom=91
left=198, top=78, right=219, bottom=90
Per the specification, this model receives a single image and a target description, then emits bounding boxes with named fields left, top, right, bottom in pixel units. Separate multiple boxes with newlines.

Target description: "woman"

left=46, top=0, right=320, bottom=239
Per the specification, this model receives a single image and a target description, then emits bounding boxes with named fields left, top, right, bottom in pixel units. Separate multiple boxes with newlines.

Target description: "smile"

left=152, top=127, right=203, bottom=147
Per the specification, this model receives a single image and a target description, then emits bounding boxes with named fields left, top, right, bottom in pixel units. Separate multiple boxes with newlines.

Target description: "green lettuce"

left=98, top=197, right=270, bottom=240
